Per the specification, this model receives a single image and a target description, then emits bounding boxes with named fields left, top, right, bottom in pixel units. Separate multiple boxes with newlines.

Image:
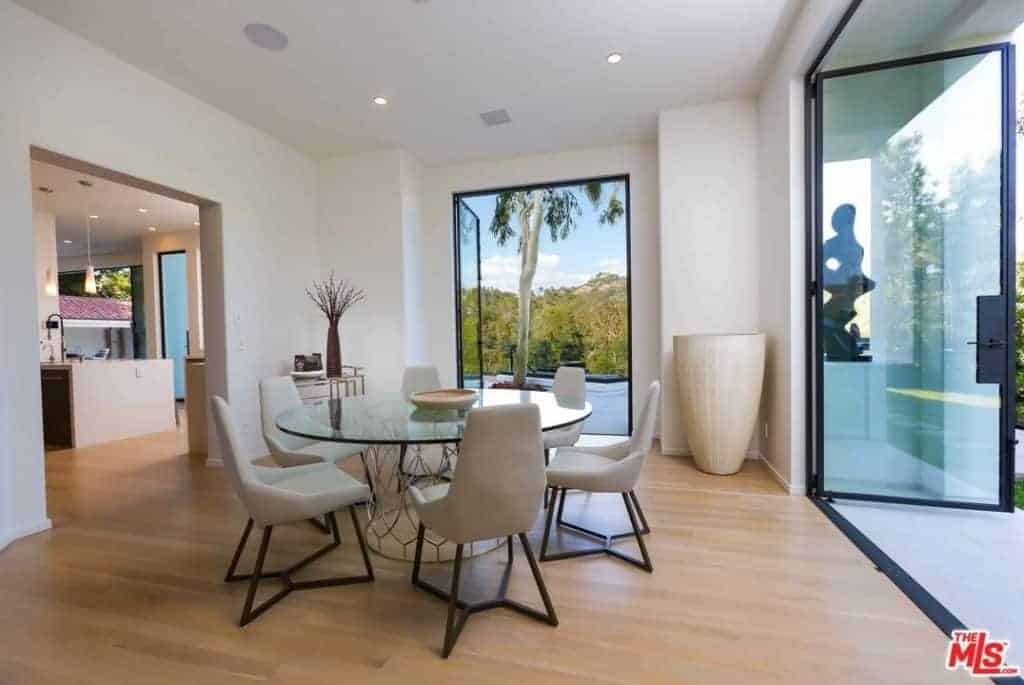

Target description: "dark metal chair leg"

left=540, top=487, right=560, bottom=560
left=629, top=490, right=651, bottom=535
left=349, top=506, right=375, bottom=580
left=411, top=524, right=558, bottom=659
left=540, top=490, right=653, bottom=571
left=227, top=510, right=375, bottom=627
left=412, top=523, right=426, bottom=585
left=518, top=533, right=558, bottom=626
left=225, top=518, right=254, bottom=582
left=621, top=493, right=653, bottom=572
left=240, top=526, right=274, bottom=627
left=441, top=544, right=465, bottom=658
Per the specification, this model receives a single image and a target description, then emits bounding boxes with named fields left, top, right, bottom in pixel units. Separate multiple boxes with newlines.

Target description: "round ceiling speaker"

left=243, top=23, right=288, bottom=51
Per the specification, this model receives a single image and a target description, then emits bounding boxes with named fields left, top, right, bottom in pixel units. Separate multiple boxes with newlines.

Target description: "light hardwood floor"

left=1, top=427, right=969, bottom=684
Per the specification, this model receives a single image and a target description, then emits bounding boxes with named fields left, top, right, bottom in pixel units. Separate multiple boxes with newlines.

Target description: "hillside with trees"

left=461, top=271, right=628, bottom=379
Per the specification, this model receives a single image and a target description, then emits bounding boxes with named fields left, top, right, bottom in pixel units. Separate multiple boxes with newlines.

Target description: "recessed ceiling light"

left=138, top=208, right=148, bottom=213
left=89, top=215, right=99, bottom=220
left=244, top=23, right=288, bottom=51
left=147, top=226, right=157, bottom=232
left=606, top=52, right=623, bottom=64
left=63, top=240, right=73, bottom=244
left=372, top=96, right=389, bottom=106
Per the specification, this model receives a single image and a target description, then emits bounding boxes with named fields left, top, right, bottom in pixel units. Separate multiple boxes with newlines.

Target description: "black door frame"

left=158, top=249, right=188, bottom=401
left=451, top=174, right=633, bottom=436
left=806, top=38, right=1017, bottom=511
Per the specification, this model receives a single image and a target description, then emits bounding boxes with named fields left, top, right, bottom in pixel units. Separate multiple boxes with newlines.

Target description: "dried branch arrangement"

left=307, top=271, right=365, bottom=323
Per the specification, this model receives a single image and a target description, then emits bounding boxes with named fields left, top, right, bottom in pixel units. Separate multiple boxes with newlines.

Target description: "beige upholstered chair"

left=409, top=404, right=557, bottom=658
left=400, top=365, right=455, bottom=477
left=212, top=396, right=374, bottom=626
left=541, top=366, right=586, bottom=506
left=401, top=364, right=442, bottom=398
left=260, top=376, right=367, bottom=467
left=540, top=381, right=661, bottom=572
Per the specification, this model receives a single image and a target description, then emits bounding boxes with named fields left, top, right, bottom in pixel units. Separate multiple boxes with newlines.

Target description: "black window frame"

left=452, top=174, right=634, bottom=436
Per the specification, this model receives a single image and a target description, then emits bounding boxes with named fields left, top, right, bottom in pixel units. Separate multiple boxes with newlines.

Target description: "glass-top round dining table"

left=277, top=388, right=591, bottom=561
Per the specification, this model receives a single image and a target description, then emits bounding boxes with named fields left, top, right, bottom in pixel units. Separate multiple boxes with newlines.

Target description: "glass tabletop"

left=276, top=388, right=592, bottom=445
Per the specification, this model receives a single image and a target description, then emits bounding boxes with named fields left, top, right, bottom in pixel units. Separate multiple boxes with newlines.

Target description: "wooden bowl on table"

left=409, top=389, right=478, bottom=411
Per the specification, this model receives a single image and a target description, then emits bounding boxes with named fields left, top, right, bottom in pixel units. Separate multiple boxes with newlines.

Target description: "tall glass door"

left=815, top=45, right=1015, bottom=509
left=159, top=251, right=188, bottom=400
left=455, top=199, right=483, bottom=390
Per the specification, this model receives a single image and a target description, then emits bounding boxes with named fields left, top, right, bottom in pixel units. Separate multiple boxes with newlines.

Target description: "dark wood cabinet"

left=41, top=368, right=73, bottom=447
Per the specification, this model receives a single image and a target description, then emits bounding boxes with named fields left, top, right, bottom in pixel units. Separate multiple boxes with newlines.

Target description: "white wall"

left=34, top=211, right=60, bottom=362
left=317, top=150, right=407, bottom=392
left=0, top=0, right=320, bottom=550
left=658, top=100, right=760, bottom=456
left=141, top=229, right=203, bottom=358
left=400, top=151, right=428, bottom=365
left=416, top=144, right=661, bottom=429
left=756, top=0, right=850, bottom=493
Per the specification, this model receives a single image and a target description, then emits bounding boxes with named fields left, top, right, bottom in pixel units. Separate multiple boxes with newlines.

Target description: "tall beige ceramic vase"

left=674, top=333, right=765, bottom=475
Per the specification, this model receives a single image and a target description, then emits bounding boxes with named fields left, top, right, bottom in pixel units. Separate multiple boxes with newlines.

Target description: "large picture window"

left=454, top=175, right=631, bottom=435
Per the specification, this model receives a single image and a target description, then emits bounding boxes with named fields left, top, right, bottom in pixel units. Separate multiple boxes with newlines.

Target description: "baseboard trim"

left=661, top=446, right=762, bottom=461
left=760, top=456, right=805, bottom=495
left=0, top=517, right=53, bottom=553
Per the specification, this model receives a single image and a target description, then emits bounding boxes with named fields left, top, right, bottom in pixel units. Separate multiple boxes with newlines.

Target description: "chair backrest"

left=259, top=376, right=312, bottom=452
left=629, top=381, right=661, bottom=457
left=443, top=404, right=545, bottom=542
left=551, top=366, right=586, bottom=401
left=401, top=364, right=441, bottom=398
left=211, top=396, right=261, bottom=513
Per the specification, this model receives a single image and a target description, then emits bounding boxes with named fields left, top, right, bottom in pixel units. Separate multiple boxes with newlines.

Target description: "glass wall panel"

left=820, top=51, right=1005, bottom=505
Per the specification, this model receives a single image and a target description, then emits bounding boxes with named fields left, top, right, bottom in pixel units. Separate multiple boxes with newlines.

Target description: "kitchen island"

left=41, top=359, right=176, bottom=448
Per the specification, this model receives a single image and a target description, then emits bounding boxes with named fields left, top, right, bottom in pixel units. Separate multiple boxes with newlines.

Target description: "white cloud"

left=479, top=252, right=589, bottom=292
left=596, top=257, right=627, bottom=276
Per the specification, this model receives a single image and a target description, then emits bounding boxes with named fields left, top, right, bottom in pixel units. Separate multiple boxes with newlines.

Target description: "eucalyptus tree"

left=488, top=181, right=624, bottom=386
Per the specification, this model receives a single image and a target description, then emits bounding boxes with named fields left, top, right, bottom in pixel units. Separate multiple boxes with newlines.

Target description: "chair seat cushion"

left=546, top=449, right=621, bottom=492
left=283, top=441, right=366, bottom=466
left=267, top=464, right=370, bottom=522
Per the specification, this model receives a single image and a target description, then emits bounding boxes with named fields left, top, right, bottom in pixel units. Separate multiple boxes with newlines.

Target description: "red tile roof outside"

left=59, top=295, right=132, bottom=321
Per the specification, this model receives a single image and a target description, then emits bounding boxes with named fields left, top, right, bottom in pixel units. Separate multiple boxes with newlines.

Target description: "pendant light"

left=84, top=215, right=97, bottom=294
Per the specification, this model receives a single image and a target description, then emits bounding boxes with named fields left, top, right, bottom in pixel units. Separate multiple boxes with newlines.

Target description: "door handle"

left=967, top=338, right=1007, bottom=349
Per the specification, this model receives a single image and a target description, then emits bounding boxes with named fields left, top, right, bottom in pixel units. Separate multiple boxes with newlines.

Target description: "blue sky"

left=461, top=179, right=628, bottom=293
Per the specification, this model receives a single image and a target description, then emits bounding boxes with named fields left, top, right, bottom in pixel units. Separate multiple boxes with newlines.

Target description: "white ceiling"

left=14, top=0, right=802, bottom=165
left=32, top=160, right=199, bottom=258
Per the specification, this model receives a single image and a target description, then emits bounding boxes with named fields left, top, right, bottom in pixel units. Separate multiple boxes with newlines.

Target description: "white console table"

left=292, top=366, right=366, bottom=405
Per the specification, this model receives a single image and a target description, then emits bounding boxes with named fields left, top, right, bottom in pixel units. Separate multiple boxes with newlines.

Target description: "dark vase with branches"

left=307, top=272, right=365, bottom=378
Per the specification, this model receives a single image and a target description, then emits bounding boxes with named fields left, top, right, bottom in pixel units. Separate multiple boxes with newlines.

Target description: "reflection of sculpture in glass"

left=822, top=204, right=875, bottom=361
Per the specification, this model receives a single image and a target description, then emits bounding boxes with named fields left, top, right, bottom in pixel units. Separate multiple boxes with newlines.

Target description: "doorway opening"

left=805, top=0, right=1024, bottom=662
left=31, top=147, right=219, bottom=474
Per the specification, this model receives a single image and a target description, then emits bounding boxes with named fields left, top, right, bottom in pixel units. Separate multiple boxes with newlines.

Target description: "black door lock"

left=967, top=338, right=1007, bottom=349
